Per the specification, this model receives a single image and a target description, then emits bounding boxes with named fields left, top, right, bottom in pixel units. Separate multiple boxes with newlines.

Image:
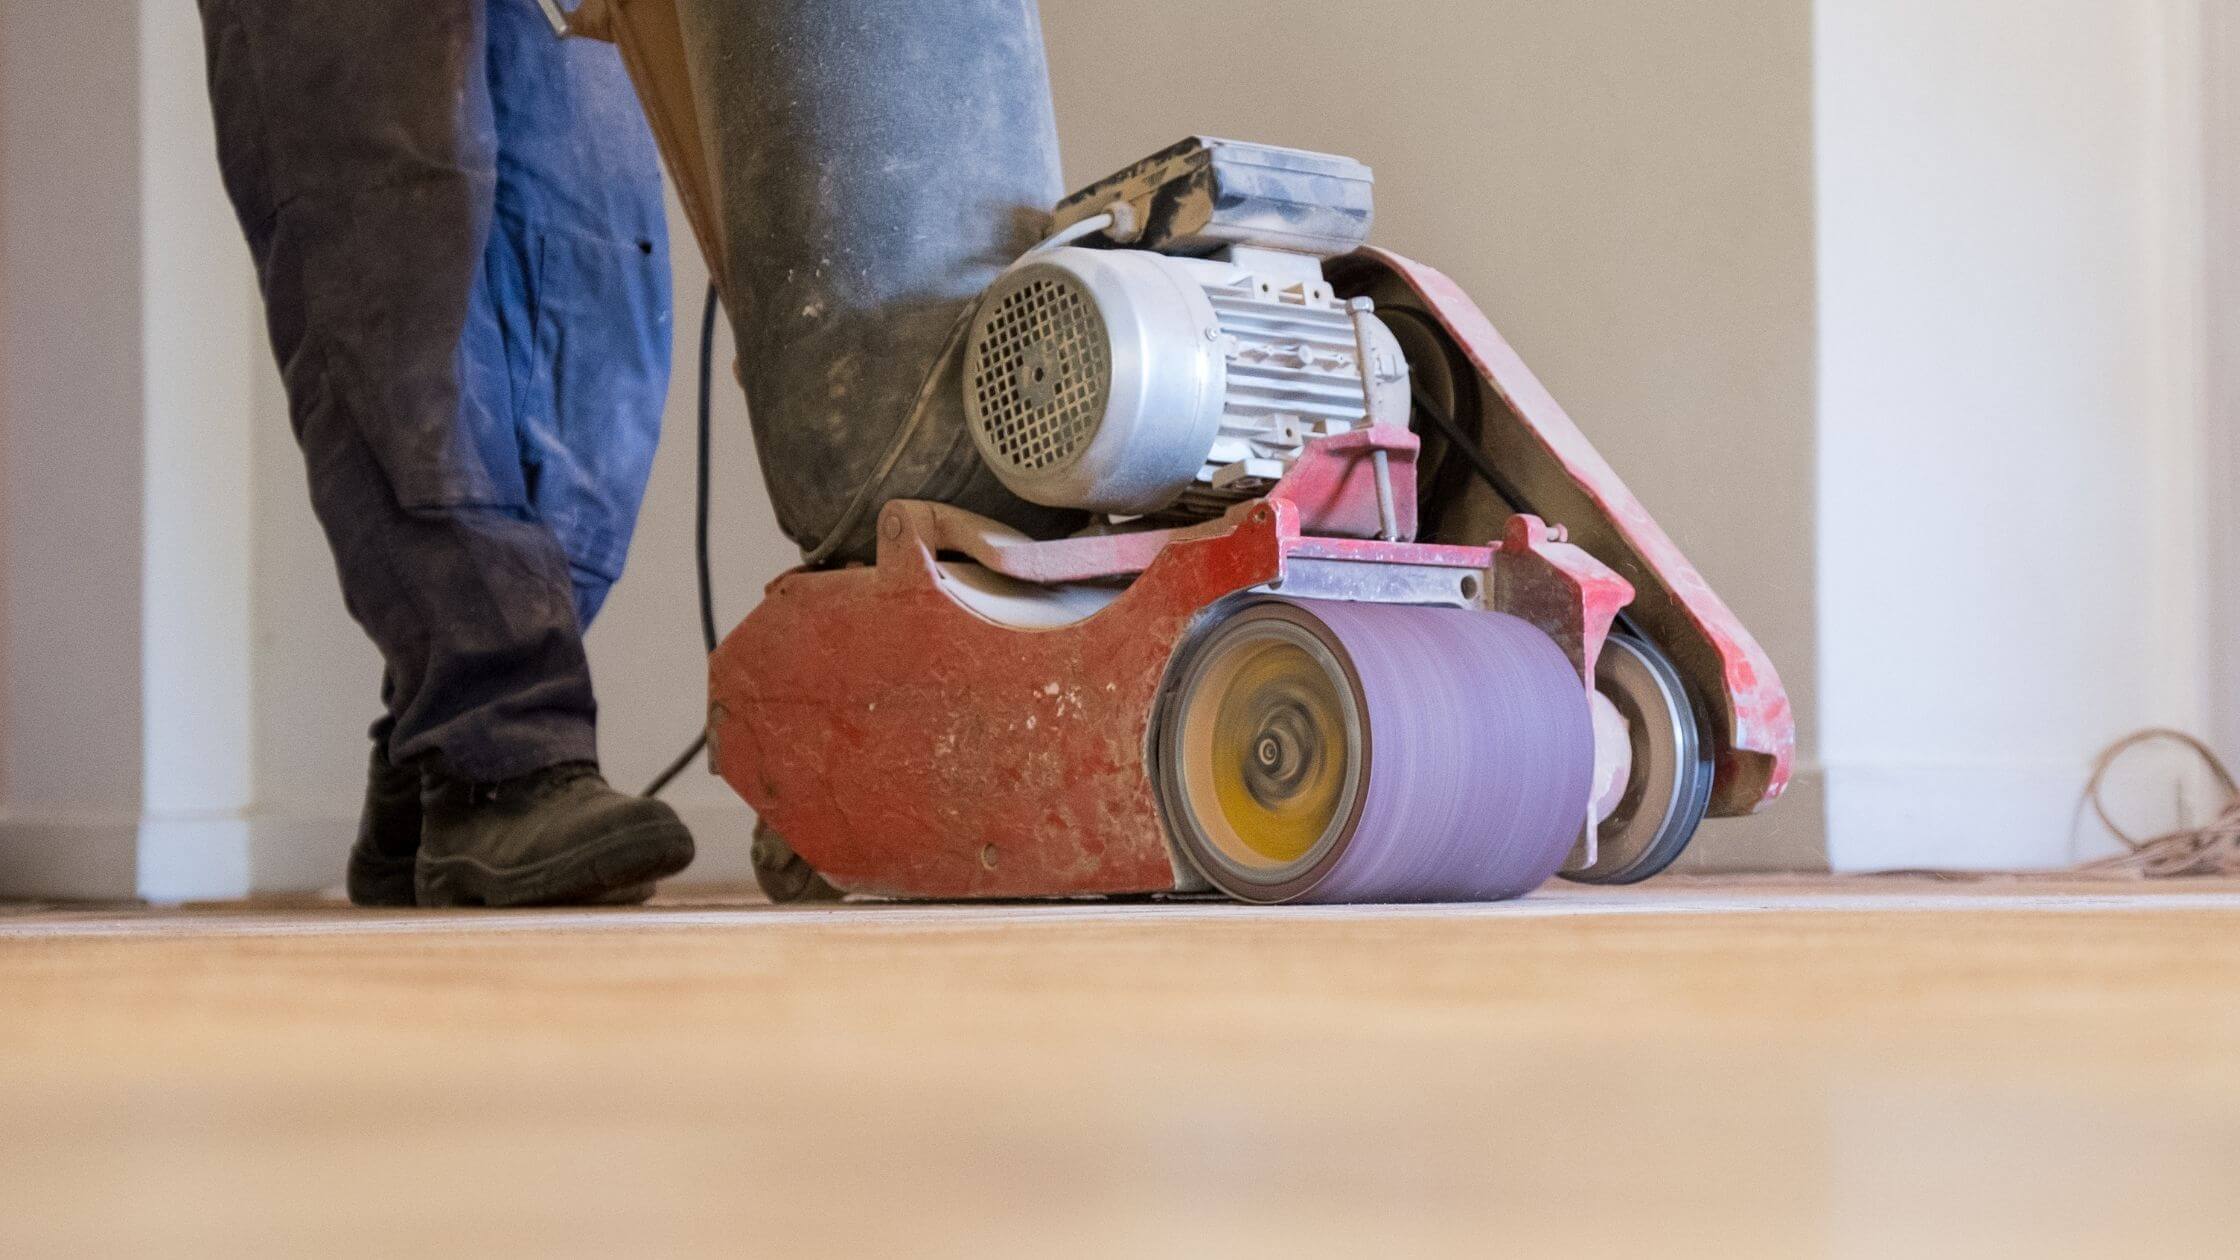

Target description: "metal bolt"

left=980, top=844, right=1000, bottom=869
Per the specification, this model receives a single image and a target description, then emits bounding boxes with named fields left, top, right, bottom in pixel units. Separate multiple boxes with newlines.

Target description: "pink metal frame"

left=1335, top=250, right=1794, bottom=812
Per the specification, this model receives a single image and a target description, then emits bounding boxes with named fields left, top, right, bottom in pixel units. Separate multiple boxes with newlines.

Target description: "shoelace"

left=461, top=763, right=600, bottom=807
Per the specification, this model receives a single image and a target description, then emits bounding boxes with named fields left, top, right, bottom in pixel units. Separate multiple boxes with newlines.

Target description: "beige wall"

left=0, top=3, right=151, bottom=894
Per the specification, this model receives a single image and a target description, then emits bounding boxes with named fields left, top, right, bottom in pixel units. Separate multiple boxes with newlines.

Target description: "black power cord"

left=1376, top=305, right=1531, bottom=515
left=642, top=281, right=722, bottom=798
left=1410, top=380, right=1528, bottom=510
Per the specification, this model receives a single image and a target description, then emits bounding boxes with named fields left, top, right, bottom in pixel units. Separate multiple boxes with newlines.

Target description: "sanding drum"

left=1157, top=599, right=1594, bottom=904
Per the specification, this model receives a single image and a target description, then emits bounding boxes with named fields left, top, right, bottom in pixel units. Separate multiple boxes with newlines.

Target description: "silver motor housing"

left=961, top=245, right=1409, bottom=519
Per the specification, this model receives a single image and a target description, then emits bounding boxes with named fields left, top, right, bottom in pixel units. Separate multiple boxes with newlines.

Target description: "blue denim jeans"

left=196, top=0, right=671, bottom=780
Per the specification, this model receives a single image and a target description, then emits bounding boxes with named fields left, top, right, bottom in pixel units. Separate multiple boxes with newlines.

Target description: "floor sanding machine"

left=556, top=0, right=1793, bottom=904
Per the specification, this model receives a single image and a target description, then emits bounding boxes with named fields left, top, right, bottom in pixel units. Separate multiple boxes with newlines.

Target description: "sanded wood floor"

left=4, top=877, right=2238, bottom=1257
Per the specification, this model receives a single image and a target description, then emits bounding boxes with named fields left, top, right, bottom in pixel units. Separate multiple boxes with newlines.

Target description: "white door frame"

left=2208, top=1, right=2240, bottom=759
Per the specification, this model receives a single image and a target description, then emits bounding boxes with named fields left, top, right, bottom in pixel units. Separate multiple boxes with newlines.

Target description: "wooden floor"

left=4, top=876, right=2238, bottom=1257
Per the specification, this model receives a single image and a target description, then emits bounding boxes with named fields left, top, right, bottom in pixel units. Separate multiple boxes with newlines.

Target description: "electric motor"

left=961, top=245, right=1410, bottom=519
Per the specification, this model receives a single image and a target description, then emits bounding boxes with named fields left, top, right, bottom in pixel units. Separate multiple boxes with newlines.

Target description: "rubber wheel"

left=1561, top=633, right=1715, bottom=885
left=750, top=821, right=844, bottom=903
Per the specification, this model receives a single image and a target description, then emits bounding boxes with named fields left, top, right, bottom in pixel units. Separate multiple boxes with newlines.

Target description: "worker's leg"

left=196, top=0, right=690, bottom=904
left=197, top=0, right=595, bottom=778
left=483, top=0, right=672, bottom=626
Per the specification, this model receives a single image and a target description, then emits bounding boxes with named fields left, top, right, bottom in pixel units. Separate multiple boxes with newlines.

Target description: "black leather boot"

left=345, top=744, right=423, bottom=907
left=415, top=762, right=694, bottom=907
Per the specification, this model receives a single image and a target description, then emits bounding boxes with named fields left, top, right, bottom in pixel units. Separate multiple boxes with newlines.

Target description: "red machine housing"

left=708, top=250, right=1793, bottom=899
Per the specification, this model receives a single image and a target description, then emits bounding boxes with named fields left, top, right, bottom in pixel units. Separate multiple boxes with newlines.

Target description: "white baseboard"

left=1822, top=760, right=2147, bottom=872
left=239, top=799, right=762, bottom=898
left=241, top=809, right=357, bottom=897
left=13, top=760, right=2144, bottom=897
left=137, top=813, right=255, bottom=903
left=1626, top=756, right=2197, bottom=877
left=1673, top=766, right=1830, bottom=874
left=206, top=798, right=764, bottom=899
left=0, top=811, right=141, bottom=900
left=14, top=781, right=1821, bottom=899
left=3, top=808, right=331, bottom=903
left=662, top=800, right=761, bottom=884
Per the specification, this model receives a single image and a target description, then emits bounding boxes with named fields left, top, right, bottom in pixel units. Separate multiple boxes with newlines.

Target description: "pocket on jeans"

left=523, top=226, right=673, bottom=584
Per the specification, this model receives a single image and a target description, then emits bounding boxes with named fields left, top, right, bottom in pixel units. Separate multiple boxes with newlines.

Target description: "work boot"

left=415, top=762, right=694, bottom=907
left=345, top=744, right=422, bottom=907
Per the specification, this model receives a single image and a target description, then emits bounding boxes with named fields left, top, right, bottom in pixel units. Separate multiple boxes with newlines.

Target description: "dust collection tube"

left=674, top=0, right=1084, bottom=564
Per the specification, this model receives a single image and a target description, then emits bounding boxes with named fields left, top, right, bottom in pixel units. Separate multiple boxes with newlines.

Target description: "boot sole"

left=342, top=856, right=418, bottom=905
left=347, top=854, right=418, bottom=908
left=416, top=819, right=695, bottom=908
left=349, top=861, right=651, bottom=909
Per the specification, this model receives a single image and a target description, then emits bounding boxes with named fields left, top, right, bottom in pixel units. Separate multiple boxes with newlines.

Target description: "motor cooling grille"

left=965, top=273, right=1111, bottom=474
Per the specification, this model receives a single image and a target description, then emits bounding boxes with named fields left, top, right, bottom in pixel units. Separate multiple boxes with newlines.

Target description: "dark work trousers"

left=195, top=0, right=672, bottom=782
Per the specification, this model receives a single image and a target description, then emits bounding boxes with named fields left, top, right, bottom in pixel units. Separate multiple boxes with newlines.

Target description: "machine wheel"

left=1154, top=598, right=1594, bottom=904
left=751, top=821, right=844, bottom=903
left=1561, top=633, right=1715, bottom=885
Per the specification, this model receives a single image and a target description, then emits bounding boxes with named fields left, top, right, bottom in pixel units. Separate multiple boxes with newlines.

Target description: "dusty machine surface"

left=562, top=0, right=1794, bottom=903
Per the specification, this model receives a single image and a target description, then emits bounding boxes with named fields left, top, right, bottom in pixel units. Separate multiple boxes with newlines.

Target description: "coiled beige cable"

left=2078, top=728, right=2240, bottom=877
